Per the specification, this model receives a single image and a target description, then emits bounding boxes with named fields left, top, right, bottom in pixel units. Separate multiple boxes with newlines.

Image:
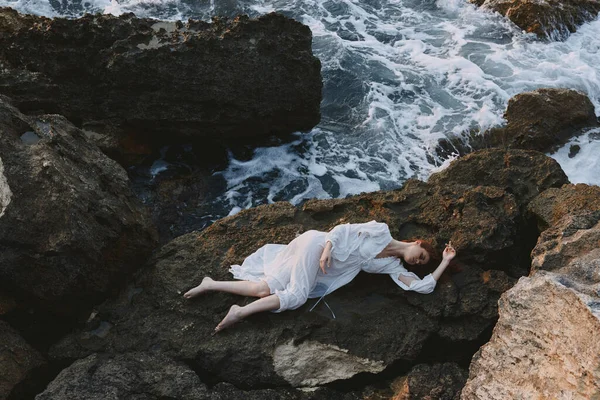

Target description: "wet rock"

left=486, top=88, right=598, bottom=152
left=461, top=272, right=600, bottom=399
left=473, top=0, right=600, bottom=40
left=0, top=320, right=45, bottom=399
left=0, top=96, right=158, bottom=318
left=0, top=8, right=322, bottom=165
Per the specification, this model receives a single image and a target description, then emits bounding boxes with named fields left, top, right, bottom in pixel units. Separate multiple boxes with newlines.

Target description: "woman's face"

left=404, top=241, right=430, bottom=265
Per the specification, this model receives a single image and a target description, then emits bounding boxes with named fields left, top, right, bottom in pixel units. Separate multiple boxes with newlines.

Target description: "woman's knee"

left=255, top=281, right=271, bottom=298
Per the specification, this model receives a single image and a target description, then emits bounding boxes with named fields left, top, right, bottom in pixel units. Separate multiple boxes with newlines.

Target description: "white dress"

left=229, top=221, right=437, bottom=313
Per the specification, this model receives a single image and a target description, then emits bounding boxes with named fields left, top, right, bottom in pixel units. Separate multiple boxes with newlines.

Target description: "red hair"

left=402, top=239, right=461, bottom=280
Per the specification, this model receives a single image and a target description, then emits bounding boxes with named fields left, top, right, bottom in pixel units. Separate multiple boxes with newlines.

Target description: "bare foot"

left=183, top=277, right=213, bottom=299
left=214, top=305, right=242, bottom=334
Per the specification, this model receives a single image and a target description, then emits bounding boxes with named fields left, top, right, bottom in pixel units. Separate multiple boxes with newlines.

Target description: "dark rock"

left=0, top=8, right=322, bottom=165
left=0, top=320, right=45, bottom=399
left=0, top=96, right=158, bottom=318
left=472, top=0, right=600, bottom=40
left=487, top=89, right=597, bottom=153
left=568, top=144, right=581, bottom=158
left=391, top=362, right=468, bottom=400
left=36, top=352, right=209, bottom=400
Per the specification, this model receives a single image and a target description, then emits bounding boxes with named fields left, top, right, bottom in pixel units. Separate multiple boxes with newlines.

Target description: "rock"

left=35, top=351, right=360, bottom=399
left=461, top=273, right=600, bottom=399
left=36, top=352, right=209, bottom=400
left=528, top=183, right=600, bottom=230
left=463, top=184, right=600, bottom=399
left=530, top=210, right=600, bottom=299
left=428, top=148, right=568, bottom=210
left=0, top=8, right=322, bottom=165
left=0, top=96, right=158, bottom=318
left=0, top=320, right=45, bottom=400
left=42, top=148, right=569, bottom=392
left=49, top=177, right=521, bottom=389
left=487, top=89, right=598, bottom=152
left=380, top=363, right=467, bottom=400
left=472, top=0, right=600, bottom=40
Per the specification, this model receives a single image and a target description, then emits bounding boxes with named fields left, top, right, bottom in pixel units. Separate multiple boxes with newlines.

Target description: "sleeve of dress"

left=389, top=262, right=437, bottom=294
left=324, top=223, right=356, bottom=262
left=391, top=272, right=436, bottom=294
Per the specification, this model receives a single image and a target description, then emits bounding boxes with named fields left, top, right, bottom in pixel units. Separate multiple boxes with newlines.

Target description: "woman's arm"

left=397, top=242, right=456, bottom=286
left=431, top=242, right=456, bottom=281
left=319, top=241, right=333, bottom=274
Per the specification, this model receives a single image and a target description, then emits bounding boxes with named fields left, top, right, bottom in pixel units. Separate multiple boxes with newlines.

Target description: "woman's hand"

left=320, top=242, right=333, bottom=274
left=443, top=241, right=456, bottom=261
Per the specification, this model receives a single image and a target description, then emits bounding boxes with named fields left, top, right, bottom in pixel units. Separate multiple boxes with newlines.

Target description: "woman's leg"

left=215, top=294, right=280, bottom=333
left=183, top=277, right=270, bottom=299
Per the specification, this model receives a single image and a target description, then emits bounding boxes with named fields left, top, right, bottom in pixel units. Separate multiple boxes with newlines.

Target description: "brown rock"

left=428, top=148, right=568, bottom=209
left=0, top=320, right=45, bottom=399
left=473, top=0, right=600, bottom=40
left=490, top=88, right=597, bottom=152
left=528, top=183, right=600, bottom=230
left=48, top=179, right=519, bottom=388
left=463, top=183, right=600, bottom=399
left=381, top=363, right=467, bottom=400
left=461, top=273, right=600, bottom=399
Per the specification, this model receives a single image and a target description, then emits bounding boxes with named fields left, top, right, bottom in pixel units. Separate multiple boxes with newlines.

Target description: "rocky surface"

left=486, top=88, right=597, bottom=152
left=0, top=8, right=322, bottom=164
left=462, top=184, right=600, bottom=399
left=471, top=0, right=600, bottom=40
left=44, top=148, right=567, bottom=392
left=34, top=352, right=362, bottom=399
left=428, top=149, right=568, bottom=210
left=380, top=363, right=467, bottom=400
left=528, top=183, right=600, bottom=230
left=0, top=96, right=157, bottom=318
left=0, top=320, right=45, bottom=400
left=461, top=273, right=600, bottom=399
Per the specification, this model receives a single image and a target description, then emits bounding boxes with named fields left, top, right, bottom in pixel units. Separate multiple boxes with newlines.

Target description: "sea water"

left=3, top=0, right=599, bottom=223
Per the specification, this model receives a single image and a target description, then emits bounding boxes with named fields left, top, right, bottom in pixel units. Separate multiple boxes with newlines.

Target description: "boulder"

left=462, top=186, right=600, bottom=399
left=49, top=181, right=521, bottom=388
left=488, top=89, right=597, bottom=152
left=35, top=352, right=209, bottom=400
left=472, top=0, right=600, bottom=40
left=428, top=148, right=568, bottom=210
left=0, top=96, right=158, bottom=317
left=0, top=320, right=45, bottom=400
left=461, top=273, right=600, bottom=399
left=44, top=149, right=566, bottom=392
left=0, top=8, right=322, bottom=164
left=35, top=351, right=361, bottom=399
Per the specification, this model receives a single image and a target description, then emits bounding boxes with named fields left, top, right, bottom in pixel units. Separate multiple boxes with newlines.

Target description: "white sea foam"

left=3, top=0, right=600, bottom=218
left=550, top=128, right=600, bottom=186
